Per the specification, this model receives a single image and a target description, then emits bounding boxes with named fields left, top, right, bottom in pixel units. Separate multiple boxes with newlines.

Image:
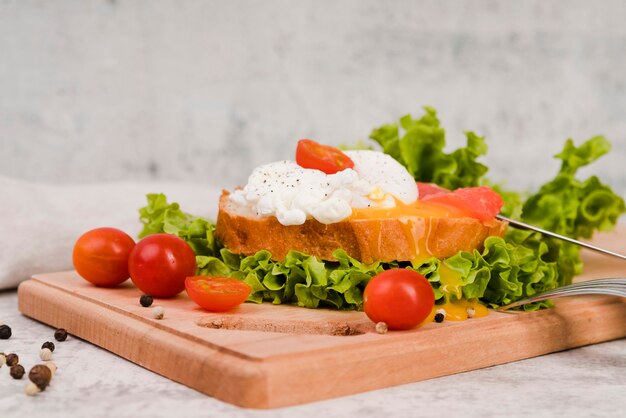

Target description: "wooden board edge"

left=259, top=296, right=626, bottom=407
left=17, top=279, right=275, bottom=409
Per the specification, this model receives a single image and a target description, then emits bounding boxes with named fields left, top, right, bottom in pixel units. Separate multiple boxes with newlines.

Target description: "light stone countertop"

left=0, top=290, right=624, bottom=418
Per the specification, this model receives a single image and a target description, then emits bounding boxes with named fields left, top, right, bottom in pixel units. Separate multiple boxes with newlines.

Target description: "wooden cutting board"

left=17, top=229, right=626, bottom=409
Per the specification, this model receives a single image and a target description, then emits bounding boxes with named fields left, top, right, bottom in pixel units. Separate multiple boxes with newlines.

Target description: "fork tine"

left=497, top=278, right=626, bottom=311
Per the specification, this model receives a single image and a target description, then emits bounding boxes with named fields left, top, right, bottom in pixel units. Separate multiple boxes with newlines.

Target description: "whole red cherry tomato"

left=185, top=276, right=251, bottom=312
left=72, top=227, right=136, bottom=287
left=128, top=234, right=197, bottom=298
left=364, top=269, right=435, bottom=330
left=295, top=139, right=354, bottom=174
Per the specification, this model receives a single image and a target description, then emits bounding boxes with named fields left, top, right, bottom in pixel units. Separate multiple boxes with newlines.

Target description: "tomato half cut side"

left=185, top=276, right=252, bottom=312
left=296, top=139, right=355, bottom=174
left=422, top=186, right=504, bottom=221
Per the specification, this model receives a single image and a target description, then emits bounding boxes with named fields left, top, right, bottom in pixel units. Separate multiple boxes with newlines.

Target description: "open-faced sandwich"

left=216, top=140, right=507, bottom=264
left=135, top=107, right=625, bottom=328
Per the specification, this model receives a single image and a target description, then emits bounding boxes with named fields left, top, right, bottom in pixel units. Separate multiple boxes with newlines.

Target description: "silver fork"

left=496, top=278, right=626, bottom=311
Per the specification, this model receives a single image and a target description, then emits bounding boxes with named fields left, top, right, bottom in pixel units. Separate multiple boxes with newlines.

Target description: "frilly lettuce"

left=370, top=106, right=488, bottom=190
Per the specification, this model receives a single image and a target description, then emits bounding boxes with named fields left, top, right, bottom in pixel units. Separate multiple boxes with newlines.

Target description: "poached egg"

left=229, top=150, right=418, bottom=226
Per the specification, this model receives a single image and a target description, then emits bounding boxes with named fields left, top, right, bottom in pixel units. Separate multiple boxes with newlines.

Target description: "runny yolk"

left=350, top=198, right=468, bottom=220
left=434, top=264, right=489, bottom=321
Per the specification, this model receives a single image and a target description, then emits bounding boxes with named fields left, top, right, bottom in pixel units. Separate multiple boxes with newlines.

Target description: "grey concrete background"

left=1, top=0, right=625, bottom=196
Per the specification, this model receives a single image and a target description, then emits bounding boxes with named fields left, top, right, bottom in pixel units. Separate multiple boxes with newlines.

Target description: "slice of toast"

left=215, top=191, right=508, bottom=263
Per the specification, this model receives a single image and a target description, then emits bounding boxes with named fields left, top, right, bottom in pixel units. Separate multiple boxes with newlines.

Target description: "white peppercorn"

left=375, top=321, right=388, bottom=334
left=24, top=382, right=41, bottom=396
left=46, top=362, right=57, bottom=377
left=152, top=306, right=164, bottom=320
left=39, top=348, right=53, bottom=361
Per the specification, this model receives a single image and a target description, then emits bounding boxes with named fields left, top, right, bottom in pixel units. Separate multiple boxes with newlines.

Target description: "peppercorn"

left=54, top=328, right=68, bottom=342
left=24, top=382, right=40, bottom=396
left=40, top=348, right=53, bottom=361
left=10, top=364, right=25, bottom=379
left=375, top=321, right=388, bottom=334
left=41, top=341, right=55, bottom=352
left=466, top=307, right=476, bottom=319
left=140, top=294, right=153, bottom=307
left=434, top=313, right=445, bottom=323
left=152, top=306, right=164, bottom=320
left=29, top=364, right=52, bottom=391
left=0, top=324, right=11, bottom=339
left=0, top=352, right=6, bottom=366
left=46, top=362, right=57, bottom=377
left=6, top=353, right=19, bottom=367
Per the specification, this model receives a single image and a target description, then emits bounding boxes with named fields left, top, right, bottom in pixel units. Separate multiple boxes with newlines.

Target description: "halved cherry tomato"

left=363, top=269, right=434, bottom=330
left=417, top=182, right=450, bottom=199
left=295, top=139, right=354, bottom=174
left=72, top=227, right=136, bottom=287
left=422, top=186, right=504, bottom=221
left=185, top=276, right=251, bottom=312
left=128, top=234, right=197, bottom=298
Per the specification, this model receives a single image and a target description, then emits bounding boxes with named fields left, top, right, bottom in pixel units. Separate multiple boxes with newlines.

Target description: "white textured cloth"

left=0, top=176, right=221, bottom=290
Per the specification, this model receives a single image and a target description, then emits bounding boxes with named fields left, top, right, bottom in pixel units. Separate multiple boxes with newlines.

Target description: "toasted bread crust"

left=215, top=191, right=507, bottom=263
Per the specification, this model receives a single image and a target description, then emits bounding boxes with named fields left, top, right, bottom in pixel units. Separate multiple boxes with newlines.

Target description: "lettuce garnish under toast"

left=138, top=107, right=624, bottom=310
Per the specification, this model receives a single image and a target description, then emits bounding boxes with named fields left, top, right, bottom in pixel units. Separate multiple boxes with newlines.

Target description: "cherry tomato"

left=185, top=276, right=251, bottom=312
left=295, top=139, right=355, bottom=174
left=72, top=227, right=135, bottom=287
left=363, top=269, right=435, bottom=330
left=128, top=234, right=197, bottom=298
left=422, top=186, right=504, bottom=221
left=417, top=182, right=450, bottom=199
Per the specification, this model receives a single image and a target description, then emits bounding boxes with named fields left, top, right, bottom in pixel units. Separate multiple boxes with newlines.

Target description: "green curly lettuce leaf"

left=138, top=193, right=220, bottom=257
left=518, top=136, right=625, bottom=285
left=198, top=248, right=392, bottom=309
left=521, top=136, right=624, bottom=238
left=369, top=106, right=487, bottom=189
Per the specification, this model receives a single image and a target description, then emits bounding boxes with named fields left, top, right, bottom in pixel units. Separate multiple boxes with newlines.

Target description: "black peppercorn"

left=434, top=313, right=445, bottom=323
left=41, top=341, right=55, bottom=352
left=140, top=294, right=153, bottom=307
left=10, top=364, right=25, bottom=379
left=6, top=353, right=19, bottom=367
left=54, top=328, right=68, bottom=342
left=29, top=364, right=52, bottom=391
left=0, top=324, right=11, bottom=339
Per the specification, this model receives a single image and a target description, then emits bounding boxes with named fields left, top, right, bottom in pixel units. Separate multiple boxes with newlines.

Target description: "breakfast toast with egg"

left=216, top=190, right=507, bottom=264
left=215, top=140, right=507, bottom=264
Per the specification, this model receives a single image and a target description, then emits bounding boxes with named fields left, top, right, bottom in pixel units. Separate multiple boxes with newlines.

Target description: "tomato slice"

left=422, top=186, right=504, bottom=221
left=295, top=139, right=354, bottom=174
left=417, top=182, right=450, bottom=199
left=185, top=276, right=251, bottom=312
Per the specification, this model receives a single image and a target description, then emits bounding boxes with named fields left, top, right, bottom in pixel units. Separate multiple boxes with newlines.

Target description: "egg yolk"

left=350, top=198, right=469, bottom=220
left=431, top=264, right=489, bottom=321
